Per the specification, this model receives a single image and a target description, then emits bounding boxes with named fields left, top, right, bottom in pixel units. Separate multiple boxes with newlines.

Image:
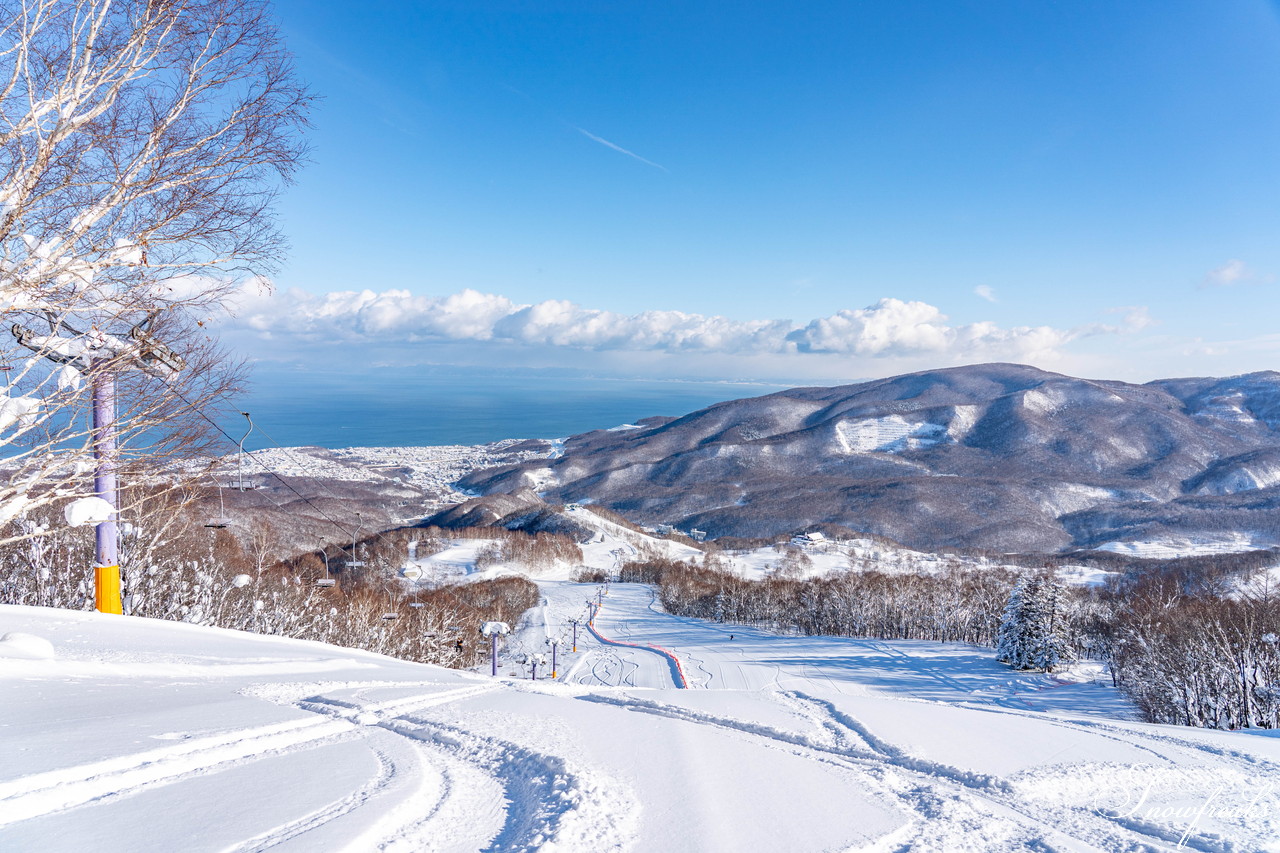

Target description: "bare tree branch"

left=0, top=0, right=311, bottom=542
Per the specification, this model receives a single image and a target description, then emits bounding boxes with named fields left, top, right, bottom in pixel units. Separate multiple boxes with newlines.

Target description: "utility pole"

left=12, top=317, right=184, bottom=615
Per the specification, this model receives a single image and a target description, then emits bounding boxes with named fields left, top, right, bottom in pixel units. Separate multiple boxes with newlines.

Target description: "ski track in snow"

left=0, top=714, right=363, bottom=826
left=6, top=578, right=1280, bottom=852
left=222, top=744, right=403, bottom=853
left=1, top=677, right=640, bottom=853
left=582, top=689, right=1236, bottom=852
left=285, top=683, right=638, bottom=852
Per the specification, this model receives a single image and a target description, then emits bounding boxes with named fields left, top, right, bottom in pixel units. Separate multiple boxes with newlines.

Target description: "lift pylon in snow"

left=11, top=316, right=185, bottom=615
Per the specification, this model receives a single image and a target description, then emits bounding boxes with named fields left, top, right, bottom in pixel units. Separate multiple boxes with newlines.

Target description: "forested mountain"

left=459, top=363, right=1280, bottom=552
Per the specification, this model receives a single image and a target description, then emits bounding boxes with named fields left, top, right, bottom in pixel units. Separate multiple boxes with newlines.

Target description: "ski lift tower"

left=479, top=621, right=510, bottom=677
left=11, top=316, right=184, bottom=615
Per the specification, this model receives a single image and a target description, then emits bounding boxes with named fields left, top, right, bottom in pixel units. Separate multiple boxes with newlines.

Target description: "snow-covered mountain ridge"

left=458, top=363, right=1280, bottom=553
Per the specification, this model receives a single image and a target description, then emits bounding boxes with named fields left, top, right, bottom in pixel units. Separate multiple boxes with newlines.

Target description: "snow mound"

left=0, top=632, right=55, bottom=660
left=63, top=497, right=114, bottom=527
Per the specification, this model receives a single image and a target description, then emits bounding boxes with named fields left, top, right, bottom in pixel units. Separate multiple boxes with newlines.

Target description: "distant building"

left=656, top=524, right=674, bottom=535
left=689, top=528, right=707, bottom=542
left=791, top=531, right=826, bottom=547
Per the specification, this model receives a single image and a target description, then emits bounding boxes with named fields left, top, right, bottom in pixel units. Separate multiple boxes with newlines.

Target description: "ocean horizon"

left=218, top=366, right=794, bottom=452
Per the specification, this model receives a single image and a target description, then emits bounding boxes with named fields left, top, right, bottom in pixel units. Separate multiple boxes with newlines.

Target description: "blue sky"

left=228, top=0, right=1280, bottom=384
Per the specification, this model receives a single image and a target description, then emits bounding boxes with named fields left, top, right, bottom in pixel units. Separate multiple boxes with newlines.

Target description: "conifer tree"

left=1028, top=576, right=1074, bottom=673
left=996, top=577, right=1035, bottom=669
left=997, top=575, right=1075, bottom=673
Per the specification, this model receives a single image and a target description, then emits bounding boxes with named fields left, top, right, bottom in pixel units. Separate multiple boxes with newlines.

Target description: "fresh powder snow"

left=4, top=582, right=1279, bottom=851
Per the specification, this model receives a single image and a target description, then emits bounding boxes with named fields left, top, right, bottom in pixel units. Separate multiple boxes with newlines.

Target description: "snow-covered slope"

left=408, top=505, right=1111, bottom=587
left=4, top=592, right=1279, bottom=852
left=459, top=363, right=1280, bottom=553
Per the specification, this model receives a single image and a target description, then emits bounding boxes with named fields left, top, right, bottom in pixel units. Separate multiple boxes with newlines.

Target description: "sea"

left=222, top=366, right=794, bottom=451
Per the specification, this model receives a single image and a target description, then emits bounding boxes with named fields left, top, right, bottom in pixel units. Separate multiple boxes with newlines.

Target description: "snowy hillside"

left=412, top=503, right=1110, bottom=588
left=458, top=363, right=1280, bottom=553
left=5, top=587, right=1279, bottom=852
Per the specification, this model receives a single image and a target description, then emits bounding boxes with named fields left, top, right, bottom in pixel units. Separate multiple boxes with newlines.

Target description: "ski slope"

left=4, top=591, right=1280, bottom=852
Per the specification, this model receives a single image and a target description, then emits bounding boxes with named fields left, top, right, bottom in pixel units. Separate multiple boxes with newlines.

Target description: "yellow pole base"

left=95, top=565, right=123, bottom=615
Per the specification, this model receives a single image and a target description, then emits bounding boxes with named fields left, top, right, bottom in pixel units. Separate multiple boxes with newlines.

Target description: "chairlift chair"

left=347, top=512, right=365, bottom=566
left=235, top=412, right=258, bottom=491
left=316, top=541, right=336, bottom=587
left=203, top=473, right=233, bottom=529
left=381, top=612, right=399, bottom=621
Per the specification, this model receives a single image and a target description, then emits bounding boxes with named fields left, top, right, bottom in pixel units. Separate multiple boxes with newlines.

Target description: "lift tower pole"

left=12, top=316, right=185, bottom=615
left=91, top=370, right=121, bottom=613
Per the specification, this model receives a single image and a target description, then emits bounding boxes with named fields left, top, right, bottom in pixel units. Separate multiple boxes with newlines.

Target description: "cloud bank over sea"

left=220, top=284, right=1158, bottom=381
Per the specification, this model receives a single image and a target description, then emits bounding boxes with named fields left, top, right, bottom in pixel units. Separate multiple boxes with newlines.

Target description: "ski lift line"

left=230, top=418, right=440, bottom=577
left=162, top=384, right=491, bottom=617
left=3, top=315, right=469, bottom=618
left=167, top=389, right=508, bottom=625
left=244, top=418, right=399, bottom=525
left=222, top=412, right=368, bottom=545
left=165, top=384, right=369, bottom=542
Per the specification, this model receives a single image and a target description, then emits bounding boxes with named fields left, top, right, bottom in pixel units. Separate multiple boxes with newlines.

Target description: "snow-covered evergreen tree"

left=1027, top=576, right=1074, bottom=673
left=997, top=575, right=1075, bottom=673
left=997, top=578, right=1035, bottom=669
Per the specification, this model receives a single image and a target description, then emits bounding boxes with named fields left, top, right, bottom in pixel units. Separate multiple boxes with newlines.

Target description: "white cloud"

left=1111, top=305, right=1155, bottom=332
left=1204, top=259, right=1253, bottom=287
left=226, top=287, right=1146, bottom=368
left=974, top=285, right=997, bottom=302
left=781, top=297, right=1080, bottom=362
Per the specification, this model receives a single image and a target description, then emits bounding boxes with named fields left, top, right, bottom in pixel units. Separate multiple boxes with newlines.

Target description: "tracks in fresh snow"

left=585, top=619, right=688, bottom=688
left=1, top=679, right=639, bottom=852
left=0, top=714, right=364, bottom=827
left=246, top=681, right=636, bottom=852
left=224, top=745, right=403, bottom=853
left=580, top=689, right=1221, bottom=852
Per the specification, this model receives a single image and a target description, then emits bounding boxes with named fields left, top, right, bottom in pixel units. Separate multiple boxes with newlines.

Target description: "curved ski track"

left=0, top=681, right=639, bottom=852
left=579, top=689, right=1241, bottom=852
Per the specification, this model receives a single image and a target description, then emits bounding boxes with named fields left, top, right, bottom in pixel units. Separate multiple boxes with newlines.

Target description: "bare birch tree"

left=0, top=0, right=310, bottom=541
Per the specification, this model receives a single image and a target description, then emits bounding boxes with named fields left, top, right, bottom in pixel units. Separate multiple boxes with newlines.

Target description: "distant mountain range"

left=452, top=363, right=1280, bottom=553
